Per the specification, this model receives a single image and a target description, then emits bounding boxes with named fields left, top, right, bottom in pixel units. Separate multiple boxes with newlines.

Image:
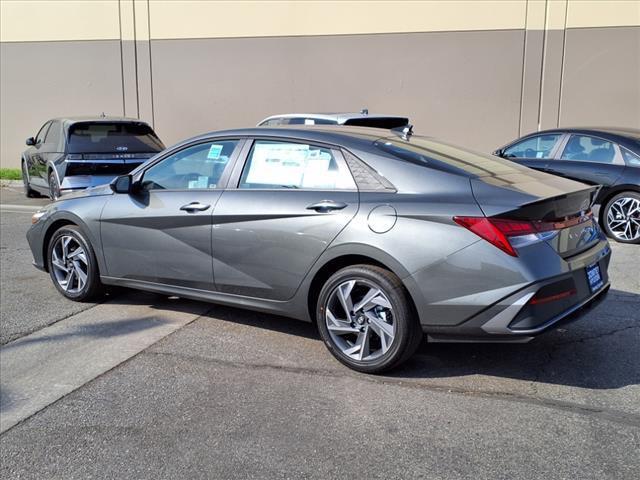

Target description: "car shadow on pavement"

left=393, top=288, right=640, bottom=390
left=149, top=288, right=639, bottom=391
left=0, top=316, right=172, bottom=353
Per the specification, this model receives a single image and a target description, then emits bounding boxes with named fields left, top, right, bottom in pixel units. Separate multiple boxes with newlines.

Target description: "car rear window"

left=68, top=122, right=164, bottom=153
left=374, top=136, right=526, bottom=177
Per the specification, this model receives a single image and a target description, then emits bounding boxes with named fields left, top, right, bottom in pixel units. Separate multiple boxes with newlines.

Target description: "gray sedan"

left=27, top=126, right=611, bottom=372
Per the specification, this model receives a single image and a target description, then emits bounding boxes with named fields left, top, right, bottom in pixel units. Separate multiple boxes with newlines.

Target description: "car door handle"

left=180, top=202, right=211, bottom=212
left=306, top=201, right=348, bottom=212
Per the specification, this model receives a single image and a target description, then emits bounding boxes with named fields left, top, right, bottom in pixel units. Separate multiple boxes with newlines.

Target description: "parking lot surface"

left=1, top=185, right=639, bottom=479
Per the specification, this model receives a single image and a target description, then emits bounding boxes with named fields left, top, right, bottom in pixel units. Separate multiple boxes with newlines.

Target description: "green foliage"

left=0, top=168, right=22, bottom=180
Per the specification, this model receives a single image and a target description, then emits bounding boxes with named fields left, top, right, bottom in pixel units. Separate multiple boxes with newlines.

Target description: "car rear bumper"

left=409, top=235, right=612, bottom=342
left=426, top=282, right=610, bottom=343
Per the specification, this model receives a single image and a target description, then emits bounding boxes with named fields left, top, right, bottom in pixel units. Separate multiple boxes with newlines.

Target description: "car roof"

left=184, top=125, right=398, bottom=151
left=532, top=127, right=640, bottom=143
left=50, top=116, right=152, bottom=128
left=258, top=112, right=408, bottom=124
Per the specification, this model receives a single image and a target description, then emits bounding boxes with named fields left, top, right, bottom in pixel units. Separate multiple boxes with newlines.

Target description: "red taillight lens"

left=453, top=217, right=518, bottom=256
left=529, top=288, right=577, bottom=305
left=453, top=211, right=593, bottom=257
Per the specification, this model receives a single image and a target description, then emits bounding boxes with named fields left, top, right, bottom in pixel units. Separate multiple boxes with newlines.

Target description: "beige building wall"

left=1, top=0, right=639, bottom=169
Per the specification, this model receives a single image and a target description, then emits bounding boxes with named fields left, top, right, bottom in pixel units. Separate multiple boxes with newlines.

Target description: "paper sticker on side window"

left=207, top=144, right=224, bottom=160
left=188, top=176, right=209, bottom=189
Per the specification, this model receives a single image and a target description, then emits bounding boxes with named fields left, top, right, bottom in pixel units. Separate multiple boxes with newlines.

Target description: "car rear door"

left=100, top=138, right=243, bottom=290
left=544, top=133, right=625, bottom=188
left=211, top=138, right=359, bottom=300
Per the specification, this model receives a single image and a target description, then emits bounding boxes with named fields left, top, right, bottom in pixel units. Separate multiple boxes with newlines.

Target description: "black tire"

left=48, top=171, right=60, bottom=200
left=22, top=161, right=40, bottom=198
left=47, top=225, right=104, bottom=301
left=602, top=191, right=640, bottom=244
left=316, top=264, right=422, bottom=373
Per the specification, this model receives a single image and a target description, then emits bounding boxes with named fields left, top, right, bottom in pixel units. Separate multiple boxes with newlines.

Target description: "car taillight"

left=453, top=217, right=518, bottom=256
left=453, top=212, right=592, bottom=257
left=528, top=288, right=577, bottom=305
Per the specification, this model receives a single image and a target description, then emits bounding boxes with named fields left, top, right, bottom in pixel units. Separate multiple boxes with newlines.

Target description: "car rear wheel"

left=316, top=265, right=422, bottom=373
left=47, top=225, right=103, bottom=301
left=603, top=192, right=640, bottom=244
left=48, top=171, right=60, bottom=200
left=22, top=161, right=40, bottom=198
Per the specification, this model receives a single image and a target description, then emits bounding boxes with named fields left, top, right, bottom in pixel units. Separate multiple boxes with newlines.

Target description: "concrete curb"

left=0, top=180, right=23, bottom=187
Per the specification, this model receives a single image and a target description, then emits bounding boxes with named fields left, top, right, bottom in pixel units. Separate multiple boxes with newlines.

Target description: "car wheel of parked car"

left=603, top=192, right=640, bottom=244
left=47, top=225, right=103, bottom=301
left=48, top=171, right=60, bottom=200
left=316, top=265, right=422, bottom=373
left=22, top=161, right=40, bottom=198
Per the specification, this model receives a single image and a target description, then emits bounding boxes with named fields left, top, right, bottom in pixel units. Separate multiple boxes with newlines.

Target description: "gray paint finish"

left=149, top=30, right=525, bottom=153
left=0, top=40, right=125, bottom=168
left=27, top=127, right=611, bottom=341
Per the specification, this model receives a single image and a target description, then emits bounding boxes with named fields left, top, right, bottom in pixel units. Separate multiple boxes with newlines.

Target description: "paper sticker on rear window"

left=207, top=144, right=224, bottom=159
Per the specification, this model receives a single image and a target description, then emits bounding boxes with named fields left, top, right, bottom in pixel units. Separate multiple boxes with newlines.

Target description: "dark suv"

left=22, top=117, right=165, bottom=199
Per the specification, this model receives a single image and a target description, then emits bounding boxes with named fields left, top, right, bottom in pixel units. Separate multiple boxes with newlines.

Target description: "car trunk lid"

left=470, top=169, right=601, bottom=258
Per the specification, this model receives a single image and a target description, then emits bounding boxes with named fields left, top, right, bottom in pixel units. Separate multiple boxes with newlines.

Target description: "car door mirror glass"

left=111, top=174, right=132, bottom=194
left=26, top=137, right=36, bottom=146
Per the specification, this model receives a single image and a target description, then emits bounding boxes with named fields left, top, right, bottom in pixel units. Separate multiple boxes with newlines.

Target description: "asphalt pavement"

left=1, top=184, right=639, bottom=479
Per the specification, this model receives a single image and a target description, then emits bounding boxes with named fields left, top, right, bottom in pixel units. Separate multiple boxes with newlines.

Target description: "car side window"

left=560, top=135, right=616, bottom=164
left=503, top=134, right=562, bottom=159
left=44, top=121, right=61, bottom=149
left=239, top=140, right=356, bottom=190
left=35, top=122, right=51, bottom=145
left=261, top=118, right=287, bottom=126
left=621, top=147, right=640, bottom=167
left=142, top=140, right=239, bottom=190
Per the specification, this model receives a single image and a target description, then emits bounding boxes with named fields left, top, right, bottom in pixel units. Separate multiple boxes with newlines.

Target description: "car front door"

left=500, top=132, right=565, bottom=171
left=100, top=138, right=243, bottom=290
left=27, top=121, right=51, bottom=188
left=212, top=139, right=359, bottom=300
left=544, top=134, right=625, bottom=188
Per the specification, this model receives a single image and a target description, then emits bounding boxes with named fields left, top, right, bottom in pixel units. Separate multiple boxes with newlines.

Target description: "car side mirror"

left=26, top=137, right=36, bottom=146
left=492, top=149, right=504, bottom=157
left=111, top=174, right=132, bottom=194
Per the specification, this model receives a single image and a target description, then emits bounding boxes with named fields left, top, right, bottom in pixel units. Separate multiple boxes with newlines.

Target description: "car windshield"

left=68, top=122, right=164, bottom=153
left=375, top=136, right=526, bottom=177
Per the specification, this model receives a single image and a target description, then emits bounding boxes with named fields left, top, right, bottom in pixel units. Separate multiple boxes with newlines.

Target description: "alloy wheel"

left=51, top=235, right=89, bottom=293
left=607, top=197, right=640, bottom=241
left=49, top=173, right=60, bottom=200
left=325, top=279, right=396, bottom=362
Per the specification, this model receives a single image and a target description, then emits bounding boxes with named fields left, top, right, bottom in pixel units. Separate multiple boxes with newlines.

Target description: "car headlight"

left=31, top=210, right=47, bottom=224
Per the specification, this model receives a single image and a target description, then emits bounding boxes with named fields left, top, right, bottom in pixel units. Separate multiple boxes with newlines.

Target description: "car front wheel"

left=48, top=171, right=60, bottom=200
left=603, top=192, right=640, bottom=244
left=47, top=225, right=103, bottom=301
left=316, top=265, right=422, bottom=373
